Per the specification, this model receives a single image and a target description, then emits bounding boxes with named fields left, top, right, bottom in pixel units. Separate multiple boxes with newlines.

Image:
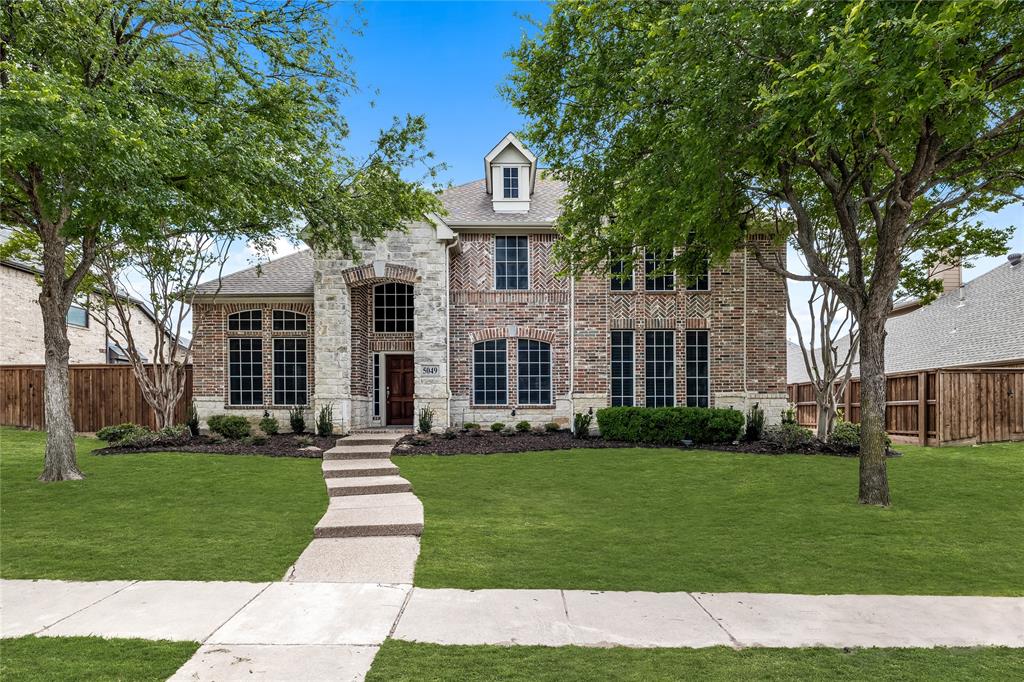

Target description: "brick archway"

left=469, top=325, right=556, bottom=345
left=341, top=261, right=418, bottom=286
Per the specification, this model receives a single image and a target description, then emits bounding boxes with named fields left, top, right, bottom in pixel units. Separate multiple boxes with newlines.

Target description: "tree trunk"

left=815, top=388, right=835, bottom=440
left=857, top=318, right=890, bottom=506
left=38, top=288, right=85, bottom=482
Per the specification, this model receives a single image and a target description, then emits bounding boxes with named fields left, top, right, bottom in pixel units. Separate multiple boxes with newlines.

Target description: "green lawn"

left=0, top=636, right=198, bottom=682
left=0, top=427, right=326, bottom=581
left=367, top=642, right=1024, bottom=682
left=396, top=443, right=1024, bottom=595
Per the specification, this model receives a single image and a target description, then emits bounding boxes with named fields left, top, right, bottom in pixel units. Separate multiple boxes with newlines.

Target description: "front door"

left=386, top=355, right=415, bottom=425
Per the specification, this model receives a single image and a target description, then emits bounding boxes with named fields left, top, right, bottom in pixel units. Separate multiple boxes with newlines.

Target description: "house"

left=0, top=258, right=174, bottom=366
left=191, top=134, right=789, bottom=432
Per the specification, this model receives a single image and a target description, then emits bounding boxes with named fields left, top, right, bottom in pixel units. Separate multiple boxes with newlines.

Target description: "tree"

left=506, top=0, right=1021, bottom=505
left=1, top=1, right=442, bottom=480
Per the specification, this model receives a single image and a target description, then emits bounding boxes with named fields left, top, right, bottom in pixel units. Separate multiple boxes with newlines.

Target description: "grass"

left=0, top=636, right=198, bottom=682
left=0, top=427, right=326, bottom=581
left=367, top=642, right=1024, bottom=682
left=396, top=442, right=1024, bottom=594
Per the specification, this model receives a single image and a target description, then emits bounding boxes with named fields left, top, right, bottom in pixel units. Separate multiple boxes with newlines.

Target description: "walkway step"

left=314, top=505, right=423, bottom=538
left=337, top=434, right=406, bottom=447
left=326, top=475, right=412, bottom=497
left=322, top=459, right=400, bottom=478
left=323, top=444, right=395, bottom=460
left=328, top=492, right=421, bottom=510
left=287, top=536, right=420, bottom=583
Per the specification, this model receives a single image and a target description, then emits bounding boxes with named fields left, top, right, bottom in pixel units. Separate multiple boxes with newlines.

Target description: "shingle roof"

left=787, top=261, right=1024, bottom=383
left=193, top=249, right=314, bottom=297
left=438, top=175, right=565, bottom=225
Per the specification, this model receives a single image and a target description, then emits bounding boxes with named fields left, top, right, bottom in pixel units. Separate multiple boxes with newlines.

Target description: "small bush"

left=544, top=421, right=560, bottom=433
left=158, top=424, right=190, bottom=442
left=259, top=413, right=279, bottom=436
left=412, top=436, right=431, bottom=446
left=294, top=435, right=313, bottom=447
left=490, top=422, right=505, bottom=432
left=745, top=402, right=766, bottom=441
left=208, top=415, right=251, bottom=440
left=442, top=427, right=457, bottom=440
left=418, top=406, right=435, bottom=434
left=463, top=422, right=480, bottom=431
left=289, top=406, right=306, bottom=434
left=96, top=423, right=141, bottom=443
left=115, top=426, right=158, bottom=448
left=781, top=406, right=797, bottom=425
left=830, top=418, right=861, bottom=449
left=242, top=434, right=267, bottom=446
left=573, top=412, right=593, bottom=438
left=501, top=426, right=516, bottom=436
left=515, top=420, right=532, bottom=433
left=595, top=406, right=744, bottom=444
left=764, top=423, right=814, bottom=450
left=187, top=402, right=200, bottom=437
left=316, top=403, right=334, bottom=437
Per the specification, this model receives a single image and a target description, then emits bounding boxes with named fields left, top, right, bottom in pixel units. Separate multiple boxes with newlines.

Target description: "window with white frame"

left=272, top=309, right=307, bottom=331
left=610, top=257, right=634, bottom=291
left=645, top=330, right=675, bottom=407
left=502, top=166, right=519, bottom=199
left=495, top=236, right=529, bottom=290
left=373, top=283, right=414, bottom=332
left=610, top=331, right=635, bottom=406
left=229, top=337, right=263, bottom=405
left=273, top=338, right=307, bottom=405
left=517, top=339, right=552, bottom=405
left=66, top=304, right=89, bottom=328
left=473, top=339, right=507, bottom=405
left=686, top=330, right=710, bottom=407
left=228, top=309, right=262, bottom=331
left=644, top=250, right=674, bottom=291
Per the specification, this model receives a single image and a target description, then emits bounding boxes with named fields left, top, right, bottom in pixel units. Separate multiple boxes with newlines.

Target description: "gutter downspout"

left=569, top=274, right=575, bottom=430
left=445, top=234, right=460, bottom=427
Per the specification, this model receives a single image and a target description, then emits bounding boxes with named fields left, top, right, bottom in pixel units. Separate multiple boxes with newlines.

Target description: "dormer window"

left=502, top=167, right=520, bottom=199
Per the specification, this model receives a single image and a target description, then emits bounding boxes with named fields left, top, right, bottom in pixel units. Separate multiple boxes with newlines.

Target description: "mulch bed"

left=94, top=432, right=336, bottom=458
left=705, top=440, right=902, bottom=458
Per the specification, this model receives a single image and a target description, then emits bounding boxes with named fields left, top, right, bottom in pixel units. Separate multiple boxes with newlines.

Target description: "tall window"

left=686, top=330, right=710, bottom=407
left=228, top=309, right=262, bottom=331
left=374, top=283, right=414, bottom=332
left=273, top=338, right=307, bottom=405
left=610, top=258, right=634, bottom=291
left=66, top=304, right=88, bottom=327
left=645, top=250, right=674, bottom=291
left=272, top=310, right=307, bottom=331
left=229, top=338, right=263, bottom=405
left=502, top=166, right=519, bottom=199
left=473, top=339, right=507, bottom=405
left=685, top=264, right=710, bottom=292
left=495, top=236, right=529, bottom=290
left=373, top=354, right=381, bottom=418
left=645, top=330, right=675, bottom=407
left=610, top=331, right=635, bottom=406
left=517, top=339, right=552, bottom=405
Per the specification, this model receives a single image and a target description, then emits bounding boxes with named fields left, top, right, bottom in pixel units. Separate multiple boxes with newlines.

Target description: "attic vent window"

left=502, top=167, right=519, bottom=199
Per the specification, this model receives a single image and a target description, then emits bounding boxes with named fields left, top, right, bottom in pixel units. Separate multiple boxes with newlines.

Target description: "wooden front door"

left=386, top=355, right=415, bottom=425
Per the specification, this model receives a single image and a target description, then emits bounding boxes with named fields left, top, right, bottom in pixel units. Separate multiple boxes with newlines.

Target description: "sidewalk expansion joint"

left=201, top=582, right=273, bottom=644
left=35, top=579, right=139, bottom=636
left=687, top=592, right=742, bottom=649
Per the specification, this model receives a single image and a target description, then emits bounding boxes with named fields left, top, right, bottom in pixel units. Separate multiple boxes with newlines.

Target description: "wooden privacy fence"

left=788, top=367, right=1024, bottom=446
left=0, top=364, right=192, bottom=432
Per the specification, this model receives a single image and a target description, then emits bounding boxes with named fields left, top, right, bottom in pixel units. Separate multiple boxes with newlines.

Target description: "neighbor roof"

left=788, top=261, right=1024, bottom=383
left=438, top=175, right=566, bottom=226
left=193, top=249, right=314, bottom=297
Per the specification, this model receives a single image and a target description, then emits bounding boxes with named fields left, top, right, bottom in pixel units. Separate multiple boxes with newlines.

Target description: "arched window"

left=374, top=283, right=414, bottom=332
left=272, top=309, right=307, bottom=331
left=473, top=340, right=507, bottom=405
left=517, top=339, right=552, bottom=405
left=228, top=309, right=262, bottom=331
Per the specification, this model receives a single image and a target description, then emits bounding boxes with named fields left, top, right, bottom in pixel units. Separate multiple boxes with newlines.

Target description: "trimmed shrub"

left=595, top=406, right=744, bottom=444
left=764, top=423, right=814, bottom=450
left=544, top=421, right=560, bottom=433
left=515, top=420, right=532, bottom=433
left=418, top=406, right=435, bottom=434
left=96, top=423, right=141, bottom=443
left=242, top=434, right=267, bottom=446
left=501, top=426, right=516, bottom=436
left=463, top=422, right=480, bottom=431
left=745, top=402, right=765, bottom=441
left=829, top=418, right=892, bottom=450
left=294, top=435, right=313, bottom=447
left=490, top=422, right=505, bottom=432
left=781, top=406, right=798, bottom=425
left=259, top=413, right=279, bottom=435
left=186, top=402, right=200, bottom=436
left=573, top=412, right=593, bottom=438
left=316, top=404, right=334, bottom=437
left=289, top=406, right=306, bottom=434
left=208, top=415, right=251, bottom=440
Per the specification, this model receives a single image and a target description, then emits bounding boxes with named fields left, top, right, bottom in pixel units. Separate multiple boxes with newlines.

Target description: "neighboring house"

left=191, top=134, right=789, bottom=431
left=0, top=259, right=174, bottom=366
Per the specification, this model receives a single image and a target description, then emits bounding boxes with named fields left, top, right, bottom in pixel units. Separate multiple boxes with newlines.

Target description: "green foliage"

left=782, top=407, right=798, bottom=426
left=573, top=412, right=593, bottom=439
left=745, top=403, right=766, bottom=442
left=187, top=402, right=200, bottom=437
left=207, top=415, right=251, bottom=441
left=490, top=422, right=506, bottom=433
left=501, top=426, right=516, bottom=437
left=463, top=422, right=481, bottom=431
left=544, top=422, right=561, bottom=433
left=418, top=406, right=435, bottom=434
left=288, top=407, right=306, bottom=435
left=294, top=435, right=313, bottom=447
left=242, top=434, right=268, bottom=447
left=830, top=419, right=892, bottom=451
left=596, top=407, right=744, bottom=445
left=764, top=424, right=815, bottom=451
left=95, top=423, right=140, bottom=444
left=259, top=415, right=279, bottom=436
left=442, top=427, right=457, bottom=440
left=316, top=404, right=334, bottom=437
left=515, top=420, right=532, bottom=433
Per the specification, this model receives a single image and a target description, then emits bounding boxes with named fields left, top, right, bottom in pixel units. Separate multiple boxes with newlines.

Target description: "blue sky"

left=220, top=1, right=1022, bottom=340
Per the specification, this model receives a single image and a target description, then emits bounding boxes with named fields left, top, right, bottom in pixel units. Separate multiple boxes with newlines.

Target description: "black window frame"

left=502, top=166, right=519, bottom=199
left=495, top=235, right=529, bottom=290
left=228, top=337, right=263, bottom=406
left=272, top=337, right=308, bottom=406
left=610, top=331, right=635, bottom=407
left=686, top=330, right=710, bottom=408
left=517, top=339, right=552, bottom=405
left=228, top=309, right=262, bottom=331
left=644, top=250, right=675, bottom=292
left=610, top=257, right=634, bottom=291
left=272, top=309, right=307, bottom=331
left=373, top=282, right=415, bottom=333
left=644, top=330, right=675, bottom=407
left=473, top=339, right=508, bottom=406
left=685, top=264, right=710, bottom=292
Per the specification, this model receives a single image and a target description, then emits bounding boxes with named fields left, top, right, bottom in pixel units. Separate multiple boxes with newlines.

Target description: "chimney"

left=928, top=261, right=962, bottom=296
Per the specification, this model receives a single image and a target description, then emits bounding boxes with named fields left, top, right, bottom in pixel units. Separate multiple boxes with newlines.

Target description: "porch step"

left=313, top=504, right=423, bottom=538
left=322, top=459, right=400, bottom=478
left=337, top=433, right=407, bottom=447
left=323, top=444, right=395, bottom=460
left=326, top=475, right=412, bottom=497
